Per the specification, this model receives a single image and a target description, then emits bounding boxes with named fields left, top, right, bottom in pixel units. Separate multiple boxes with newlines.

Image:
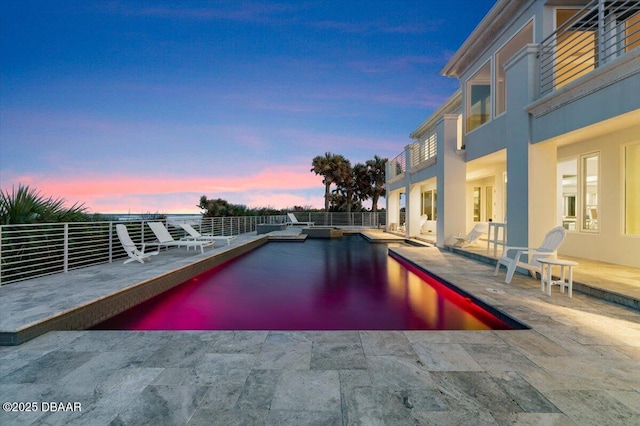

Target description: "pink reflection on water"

left=94, top=238, right=513, bottom=331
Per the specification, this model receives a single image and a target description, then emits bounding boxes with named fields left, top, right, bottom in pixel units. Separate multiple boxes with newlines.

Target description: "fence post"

left=108, top=222, right=113, bottom=263
left=63, top=223, right=69, bottom=273
left=0, top=226, right=3, bottom=285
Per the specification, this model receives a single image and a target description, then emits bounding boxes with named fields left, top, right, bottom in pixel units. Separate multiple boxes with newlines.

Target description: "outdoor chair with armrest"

left=494, top=226, right=566, bottom=284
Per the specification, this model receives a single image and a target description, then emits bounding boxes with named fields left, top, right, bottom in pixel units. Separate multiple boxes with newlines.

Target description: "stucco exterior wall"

left=557, top=125, right=640, bottom=267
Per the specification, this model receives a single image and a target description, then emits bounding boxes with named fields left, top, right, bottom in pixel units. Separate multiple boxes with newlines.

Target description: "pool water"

left=93, top=236, right=514, bottom=330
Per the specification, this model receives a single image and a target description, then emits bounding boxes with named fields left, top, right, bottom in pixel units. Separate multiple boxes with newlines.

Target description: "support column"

left=386, top=190, right=400, bottom=231
left=529, top=141, right=557, bottom=242
left=403, top=144, right=412, bottom=237
left=407, top=184, right=421, bottom=236
left=384, top=161, right=400, bottom=231
left=504, top=44, right=540, bottom=248
left=438, top=114, right=466, bottom=247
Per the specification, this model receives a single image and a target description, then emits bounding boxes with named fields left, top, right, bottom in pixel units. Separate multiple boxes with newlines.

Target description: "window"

left=559, top=159, right=578, bottom=230
left=581, top=154, right=599, bottom=231
left=473, top=187, right=482, bottom=222
left=485, top=186, right=493, bottom=221
left=466, top=61, right=491, bottom=132
left=494, top=21, right=533, bottom=116
left=421, top=189, right=437, bottom=221
left=625, top=143, right=640, bottom=235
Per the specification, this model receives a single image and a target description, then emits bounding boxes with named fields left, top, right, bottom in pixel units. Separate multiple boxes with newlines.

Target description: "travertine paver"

left=1, top=243, right=639, bottom=425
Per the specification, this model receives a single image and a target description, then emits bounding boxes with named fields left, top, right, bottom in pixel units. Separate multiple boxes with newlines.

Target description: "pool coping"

left=388, top=249, right=530, bottom=331
left=0, top=237, right=269, bottom=346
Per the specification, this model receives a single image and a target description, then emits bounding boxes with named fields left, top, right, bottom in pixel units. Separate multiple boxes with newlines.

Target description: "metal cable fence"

left=0, top=213, right=385, bottom=285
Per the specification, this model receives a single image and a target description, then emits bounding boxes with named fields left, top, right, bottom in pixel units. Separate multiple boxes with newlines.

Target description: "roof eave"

left=441, top=0, right=529, bottom=78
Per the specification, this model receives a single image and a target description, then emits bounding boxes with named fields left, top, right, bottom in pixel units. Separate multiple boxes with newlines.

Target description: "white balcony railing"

left=539, top=0, right=640, bottom=96
left=388, top=130, right=437, bottom=180
left=411, top=131, right=437, bottom=168
left=0, top=213, right=386, bottom=285
left=388, top=152, right=407, bottom=179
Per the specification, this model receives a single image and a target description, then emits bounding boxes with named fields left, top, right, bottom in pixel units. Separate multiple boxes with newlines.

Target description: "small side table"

left=539, top=259, right=578, bottom=297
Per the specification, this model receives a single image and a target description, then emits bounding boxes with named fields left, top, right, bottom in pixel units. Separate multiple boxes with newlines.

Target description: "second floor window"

left=495, top=21, right=533, bottom=116
left=466, top=61, right=491, bottom=132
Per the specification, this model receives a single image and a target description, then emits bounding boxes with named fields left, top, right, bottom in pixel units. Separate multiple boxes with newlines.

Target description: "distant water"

left=104, top=213, right=202, bottom=224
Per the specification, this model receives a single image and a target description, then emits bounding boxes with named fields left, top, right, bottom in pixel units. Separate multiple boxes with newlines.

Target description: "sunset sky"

left=1, top=0, right=495, bottom=214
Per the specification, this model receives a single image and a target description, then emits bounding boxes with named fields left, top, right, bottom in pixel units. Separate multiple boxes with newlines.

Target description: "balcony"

left=539, top=0, right=640, bottom=96
left=388, top=131, right=438, bottom=182
left=387, top=151, right=407, bottom=181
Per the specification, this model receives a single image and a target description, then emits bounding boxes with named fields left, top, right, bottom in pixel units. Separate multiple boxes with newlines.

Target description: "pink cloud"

left=1, top=166, right=325, bottom=213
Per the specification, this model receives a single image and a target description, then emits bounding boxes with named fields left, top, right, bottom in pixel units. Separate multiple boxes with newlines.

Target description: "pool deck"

left=1, top=229, right=639, bottom=425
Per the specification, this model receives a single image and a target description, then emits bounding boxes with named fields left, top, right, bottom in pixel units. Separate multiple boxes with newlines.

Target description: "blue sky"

left=0, top=0, right=495, bottom=213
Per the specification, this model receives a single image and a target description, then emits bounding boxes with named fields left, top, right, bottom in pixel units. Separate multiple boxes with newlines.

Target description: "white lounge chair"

left=419, top=215, right=428, bottom=233
left=179, top=223, right=236, bottom=246
left=287, top=213, right=314, bottom=226
left=453, top=222, right=488, bottom=248
left=116, top=224, right=159, bottom=264
left=144, top=222, right=211, bottom=254
left=494, top=226, right=566, bottom=284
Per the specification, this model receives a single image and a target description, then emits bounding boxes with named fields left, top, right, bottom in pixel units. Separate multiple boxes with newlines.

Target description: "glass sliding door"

left=581, top=154, right=599, bottom=231
left=559, top=159, right=578, bottom=230
left=473, top=187, right=482, bottom=222
left=485, top=186, right=493, bottom=222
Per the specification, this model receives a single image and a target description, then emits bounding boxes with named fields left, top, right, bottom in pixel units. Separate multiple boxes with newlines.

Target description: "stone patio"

left=0, top=231, right=639, bottom=425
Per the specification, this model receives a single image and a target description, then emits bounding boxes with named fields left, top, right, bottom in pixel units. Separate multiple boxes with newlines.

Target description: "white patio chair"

left=453, top=222, right=488, bottom=248
left=419, top=215, right=428, bottom=233
left=287, top=213, right=314, bottom=226
left=144, top=222, right=211, bottom=254
left=179, top=223, right=236, bottom=246
left=116, top=224, right=159, bottom=264
left=494, top=226, right=566, bottom=284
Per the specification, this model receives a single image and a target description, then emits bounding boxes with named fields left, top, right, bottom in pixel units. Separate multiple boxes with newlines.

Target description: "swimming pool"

left=93, top=236, right=518, bottom=331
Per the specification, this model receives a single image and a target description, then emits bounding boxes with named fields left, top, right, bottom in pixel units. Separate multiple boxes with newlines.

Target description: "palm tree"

left=365, top=155, right=387, bottom=213
left=334, top=162, right=370, bottom=213
left=0, top=184, right=87, bottom=224
left=311, top=152, right=350, bottom=212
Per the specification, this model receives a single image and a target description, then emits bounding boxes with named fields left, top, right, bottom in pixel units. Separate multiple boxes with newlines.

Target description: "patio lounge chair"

left=116, top=224, right=159, bottom=264
left=453, top=222, right=488, bottom=248
left=494, top=225, right=566, bottom=284
left=287, top=213, right=314, bottom=227
left=144, top=222, right=211, bottom=254
left=420, top=215, right=428, bottom=232
left=179, top=223, right=236, bottom=246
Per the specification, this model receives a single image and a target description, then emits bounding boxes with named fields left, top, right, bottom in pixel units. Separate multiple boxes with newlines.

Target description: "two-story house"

left=386, top=0, right=640, bottom=268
